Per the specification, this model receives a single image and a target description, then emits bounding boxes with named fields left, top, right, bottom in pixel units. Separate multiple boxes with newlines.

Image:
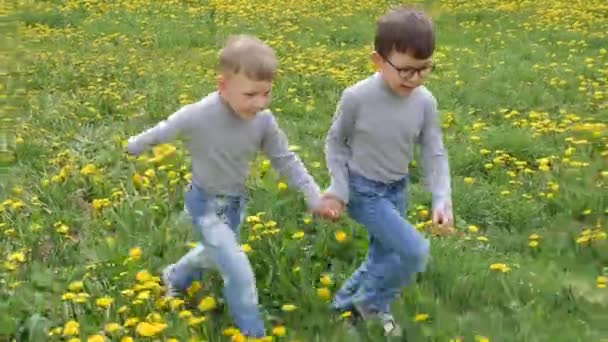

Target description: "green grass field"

left=2, top=0, right=608, bottom=341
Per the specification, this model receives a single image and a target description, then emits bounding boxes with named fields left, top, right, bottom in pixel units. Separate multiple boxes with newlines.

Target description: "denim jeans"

left=167, top=183, right=264, bottom=337
left=331, top=171, right=430, bottom=315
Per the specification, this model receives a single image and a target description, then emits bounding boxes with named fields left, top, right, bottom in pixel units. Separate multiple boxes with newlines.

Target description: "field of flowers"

left=1, top=0, right=607, bottom=341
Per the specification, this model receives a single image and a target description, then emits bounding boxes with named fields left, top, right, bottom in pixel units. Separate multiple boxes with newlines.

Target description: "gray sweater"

left=128, top=91, right=321, bottom=209
left=325, top=73, right=451, bottom=208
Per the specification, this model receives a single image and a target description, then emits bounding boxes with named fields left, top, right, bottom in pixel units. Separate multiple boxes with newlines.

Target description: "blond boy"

left=127, top=35, right=330, bottom=338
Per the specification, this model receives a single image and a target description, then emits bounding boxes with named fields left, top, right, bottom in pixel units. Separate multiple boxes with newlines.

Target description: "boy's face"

left=372, top=50, right=433, bottom=96
left=218, top=72, right=272, bottom=120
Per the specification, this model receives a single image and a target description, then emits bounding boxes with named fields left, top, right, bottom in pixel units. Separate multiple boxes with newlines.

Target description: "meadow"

left=1, top=0, right=607, bottom=341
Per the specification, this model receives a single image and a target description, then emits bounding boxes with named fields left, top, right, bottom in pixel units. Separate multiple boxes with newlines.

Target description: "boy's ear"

left=217, top=74, right=226, bottom=92
left=370, top=51, right=384, bottom=69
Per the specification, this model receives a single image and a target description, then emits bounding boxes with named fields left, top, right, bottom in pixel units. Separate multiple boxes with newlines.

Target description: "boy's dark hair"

left=374, top=6, right=435, bottom=59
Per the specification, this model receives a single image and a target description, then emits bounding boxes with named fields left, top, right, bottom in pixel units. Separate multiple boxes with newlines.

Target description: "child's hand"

left=126, top=137, right=144, bottom=156
left=432, top=199, right=453, bottom=226
left=315, top=193, right=345, bottom=220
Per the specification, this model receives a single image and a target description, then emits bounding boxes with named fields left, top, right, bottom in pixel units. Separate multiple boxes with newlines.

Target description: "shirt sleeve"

left=127, top=103, right=197, bottom=154
left=261, top=113, right=321, bottom=210
left=419, top=95, right=452, bottom=208
left=324, top=89, right=357, bottom=204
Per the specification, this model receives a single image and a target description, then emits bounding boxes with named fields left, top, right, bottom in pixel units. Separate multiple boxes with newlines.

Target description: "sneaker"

left=354, top=304, right=402, bottom=337
left=161, top=264, right=181, bottom=298
left=378, top=312, right=402, bottom=337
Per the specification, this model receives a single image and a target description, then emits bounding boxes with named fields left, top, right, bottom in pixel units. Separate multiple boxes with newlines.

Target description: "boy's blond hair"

left=218, top=35, right=278, bottom=81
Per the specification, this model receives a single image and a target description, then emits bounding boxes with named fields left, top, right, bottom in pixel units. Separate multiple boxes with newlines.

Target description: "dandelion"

left=129, top=247, right=142, bottom=260
left=272, top=325, right=287, bottom=337
left=334, top=230, right=347, bottom=242
left=468, top=225, right=479, bottom=233
left=88, top=335, right=105, bottom=342
left=80, top=163, right=99, bottom=175
left=277, top=182, right=288, bottom=191
left=63, top=320, right=79, bottom=336
left=198, top=296, right=217, bottom=312
left=135, top=321, right=167, bottom=337
left=414, top=313, right=429, bottom=322
left=316, top=287, right=331, bottom=300
left=292, top=230, right=305, bottom=239
left=340, top=311, right=353, bottom=318
left=281, top=304, right=298, bottom=312
left=320, top=274, right=333, bottom=286
left=8, top=251, right=25, bottom=263
left=135, top=270, right=153, bottom=283
left=96, top=296, right=114, bottom=308
left=104, top=322, right=121, bottom=333
left=597, top=276, right=606, bottom=289
left=68, top=281, right=84, bottom=292
left=490, top=263, right=511, bottom=273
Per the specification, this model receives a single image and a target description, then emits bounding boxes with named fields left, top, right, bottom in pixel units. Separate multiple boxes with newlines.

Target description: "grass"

left=2, top=0, right=608, bottom=341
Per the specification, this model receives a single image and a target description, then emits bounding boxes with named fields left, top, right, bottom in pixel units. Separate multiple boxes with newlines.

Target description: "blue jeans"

left=168, top=183, right=264, bottom=337
left=331, top=172, right=430, bottom=315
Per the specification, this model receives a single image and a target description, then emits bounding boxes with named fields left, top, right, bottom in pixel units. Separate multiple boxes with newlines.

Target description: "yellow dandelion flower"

left=63, top=320, right=79, bottom=336
left=320, top=274, right=332, bottom=286
left=124, top=317, right=140, bottom=328
left=316, top=287, right=331, bottom=300
left=272, top=325, right=287, bottom=337
left=80, top=164, right=99, bottom=175
left=334, top=230, right=347, bottom=242
left=136, top=270, right=153, bottom=283
left=414, top=313, right=429, bottom=322
left=188, top=316, right=206, bottom=326
left=88, top=335, right=105, bottom=342
left=489, top=263, right=511, bottom=273
left=281, top=304, right=297, bottom=312
left=223, top=327, right=240, bottom=336
left=96, top=296, right=114, bottom=308
left=104, top=322, right=121, bottom=333
left=179, top=310, right=193, bottom=319
left=135, top=321, right=167, bottom=337
left=129, top=247, right=142, bottom=260
left=198, top=296, right=217, bottom=312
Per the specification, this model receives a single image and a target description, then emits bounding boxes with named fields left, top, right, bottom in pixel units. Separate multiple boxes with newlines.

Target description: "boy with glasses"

left=321, top=6, right=453, bottom=336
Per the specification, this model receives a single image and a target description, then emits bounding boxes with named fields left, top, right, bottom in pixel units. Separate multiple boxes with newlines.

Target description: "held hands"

left=312, top=193, right=345, bottom=221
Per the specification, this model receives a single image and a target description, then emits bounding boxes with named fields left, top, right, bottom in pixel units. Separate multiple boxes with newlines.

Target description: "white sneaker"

left=161, top=264, right=180, bottom=298
left=354, top=304, right=402, bottom=337
left=379, top=312, right=402, bottom=337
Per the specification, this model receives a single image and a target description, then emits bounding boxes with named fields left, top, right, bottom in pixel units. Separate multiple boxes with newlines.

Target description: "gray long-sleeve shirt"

left=325, top=73, right=451, bottom=208
left=128, top=91, right=321, bottom=209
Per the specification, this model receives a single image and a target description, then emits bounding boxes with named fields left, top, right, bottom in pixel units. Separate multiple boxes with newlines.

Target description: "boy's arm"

left=127, top=103, right=197, bottom=155
left=261, top=114, right=321, bottom=210
left=324, top=89, right=357, bottom=205
left=419, top=95, right=452, bottom=210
